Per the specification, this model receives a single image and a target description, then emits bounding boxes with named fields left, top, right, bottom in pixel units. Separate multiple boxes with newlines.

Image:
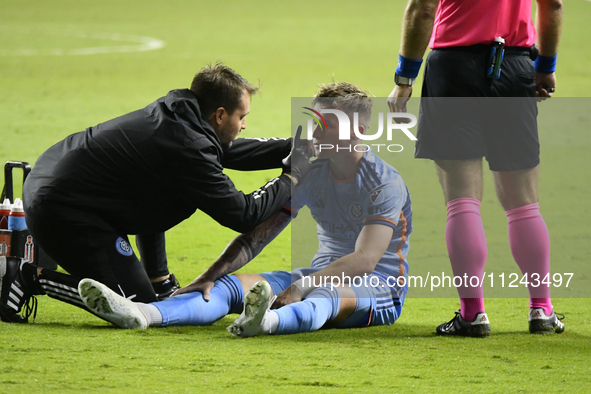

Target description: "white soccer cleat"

left=78, top=278, right=148, bottom=329
left=227, top=280, right=275, bottom=338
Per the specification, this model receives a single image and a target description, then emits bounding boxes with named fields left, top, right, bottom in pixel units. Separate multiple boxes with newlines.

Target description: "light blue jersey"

left=286, top=149, right=412, bottom=284
left=153, top=149, right=412, bottom=329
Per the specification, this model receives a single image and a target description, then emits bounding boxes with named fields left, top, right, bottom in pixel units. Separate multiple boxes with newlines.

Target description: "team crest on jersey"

left=349, top=202, right=363, bottom=219
left=369, top=189, right=383, bottom=204
left=116, top=237, right=133, bottom=256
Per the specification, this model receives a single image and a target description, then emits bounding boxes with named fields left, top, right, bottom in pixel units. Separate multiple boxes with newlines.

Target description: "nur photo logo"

left=301, top=107, right=418, bottom=153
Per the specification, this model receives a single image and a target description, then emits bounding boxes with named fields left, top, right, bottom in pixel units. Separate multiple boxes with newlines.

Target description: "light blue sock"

left=274, top=286, right=341, bottom=334
left=153, top=275, right=243, bottom=326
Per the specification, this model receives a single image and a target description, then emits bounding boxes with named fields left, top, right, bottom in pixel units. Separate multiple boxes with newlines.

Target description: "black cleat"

left=529, top=308, right=565, bottom=334
left=436, top=310, right=491, bottom=338
left=0, top=256, right=38, bottom=323
left=152, top=273, right=180, bottom=301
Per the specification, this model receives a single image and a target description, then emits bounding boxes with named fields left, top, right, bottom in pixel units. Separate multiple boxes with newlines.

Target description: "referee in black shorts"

left=388, top=0, right=564, bottom=337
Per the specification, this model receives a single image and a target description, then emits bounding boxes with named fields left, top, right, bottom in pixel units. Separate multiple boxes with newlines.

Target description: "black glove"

left=282, top=126, right=313, bottom=185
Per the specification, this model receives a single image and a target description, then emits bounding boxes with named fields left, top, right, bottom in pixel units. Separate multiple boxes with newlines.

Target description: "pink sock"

left=506, top=203, right=553, bottom=316
left=446, top=198, right=487, bottom=321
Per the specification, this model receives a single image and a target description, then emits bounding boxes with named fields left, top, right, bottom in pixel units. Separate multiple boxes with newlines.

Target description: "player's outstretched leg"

left=228, top=280, right=276, bottom=337
left=79, top=278, right=148, bottom=329
left=528, top=308, right=564, bottom=334
left=436, top=310, right=491, bottom=338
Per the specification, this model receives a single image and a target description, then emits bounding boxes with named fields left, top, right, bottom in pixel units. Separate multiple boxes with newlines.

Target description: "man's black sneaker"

left=152, top=273, right=180, bottom=301
left=0, top=256, right=38, bottom=323
left=529, top=308, right=565, bottom=334
left=436, top=310, right=491, bottom=338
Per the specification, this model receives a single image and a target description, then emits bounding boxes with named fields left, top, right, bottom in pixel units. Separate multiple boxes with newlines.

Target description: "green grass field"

left=1, top=1, right=590, bottom=393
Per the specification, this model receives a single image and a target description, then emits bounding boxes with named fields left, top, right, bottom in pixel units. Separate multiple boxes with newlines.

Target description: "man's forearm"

left=293, top=250, right=379, bottom=297
left=199, top=211, right=291, bottom=281
left=535, top=0, right=563, bottom=56
left=221, top=138, right=291, bottom=171
left=399, top=0, right=439, bottom=59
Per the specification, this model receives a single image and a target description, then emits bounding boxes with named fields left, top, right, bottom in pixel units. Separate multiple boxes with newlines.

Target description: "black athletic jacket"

left=24, top=89, right=292, bottom=234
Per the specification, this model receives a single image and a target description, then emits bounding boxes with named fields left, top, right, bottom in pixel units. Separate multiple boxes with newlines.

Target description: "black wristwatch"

left=394, top=74, right=416, bottom=86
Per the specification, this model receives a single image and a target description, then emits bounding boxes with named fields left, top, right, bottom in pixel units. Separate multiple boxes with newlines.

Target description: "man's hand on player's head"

left=282, top=126, right=313, bottom=185
left=172, top=274, right=215, bottom=300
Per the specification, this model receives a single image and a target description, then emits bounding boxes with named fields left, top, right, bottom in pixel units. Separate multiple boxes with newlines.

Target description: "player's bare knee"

left=332, top=286, right=357, bottom=324
left=234, top=274, right=271, bottom=296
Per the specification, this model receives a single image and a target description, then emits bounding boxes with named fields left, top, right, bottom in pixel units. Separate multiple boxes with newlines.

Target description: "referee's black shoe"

left=436, top=310, right=491, bottom=338
left=528, top=308, right=565, bottom=334
left=0, top=256, right=39, bottom=323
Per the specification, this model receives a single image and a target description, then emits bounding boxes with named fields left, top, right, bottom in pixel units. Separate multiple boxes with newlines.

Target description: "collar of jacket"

left=163, top=88, right=223, bottom=157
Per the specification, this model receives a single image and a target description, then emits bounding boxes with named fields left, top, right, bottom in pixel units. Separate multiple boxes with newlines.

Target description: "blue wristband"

left=534, top=54, right=557, bottom=73
left=395, top=54, right=423, bottom=78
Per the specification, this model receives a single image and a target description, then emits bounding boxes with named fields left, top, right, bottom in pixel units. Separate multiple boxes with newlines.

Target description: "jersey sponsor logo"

left=314, top=217, right=362, bottom=237
left=115, top=237, right=133, bottom=256
left=369, top=189, right=383, bottom=204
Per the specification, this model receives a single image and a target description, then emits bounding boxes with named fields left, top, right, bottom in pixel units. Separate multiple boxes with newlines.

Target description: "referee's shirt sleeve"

left=174, top=143, right=292, bottom=234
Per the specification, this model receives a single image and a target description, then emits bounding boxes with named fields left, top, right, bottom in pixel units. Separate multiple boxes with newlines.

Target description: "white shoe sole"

left=228, top=280, right=274, bottom=337
left=78, top=278, right=148, bottom=329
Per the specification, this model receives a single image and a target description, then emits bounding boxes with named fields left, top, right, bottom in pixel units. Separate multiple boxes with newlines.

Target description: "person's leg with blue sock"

left=79, top=274, right=277, bottom=329
left=228, top=273, right=404, bottom=337
left=146, top=275, right=244, bottom=326
left=228, top=280, right=359, bottom=337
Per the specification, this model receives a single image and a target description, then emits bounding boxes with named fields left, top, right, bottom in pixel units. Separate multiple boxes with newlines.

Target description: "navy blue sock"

left=153, top=275, right=243, bottom=326
left=274, top=286, right=341, bottom=334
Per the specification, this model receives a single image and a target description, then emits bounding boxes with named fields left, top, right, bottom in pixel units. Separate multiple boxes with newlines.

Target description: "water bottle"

left=8, top=198, right=27, bottom=231
left=0, top=198, right=11, bottom=230
left=8, top=198, right=31, bottom=261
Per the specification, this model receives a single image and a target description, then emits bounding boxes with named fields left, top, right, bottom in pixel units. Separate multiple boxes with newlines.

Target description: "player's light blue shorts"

left=258, top=267, right=405, bottom=328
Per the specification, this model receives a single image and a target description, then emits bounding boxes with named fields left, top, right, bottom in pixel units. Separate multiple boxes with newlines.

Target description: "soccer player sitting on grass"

left=78, top=82, right=413, bottom=336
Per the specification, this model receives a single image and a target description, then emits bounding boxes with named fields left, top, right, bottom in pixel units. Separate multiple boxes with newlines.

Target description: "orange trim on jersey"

left=396, top=211, right=408, bottom=265
left=366, top=308, right=374, bottom=327
left=363, top=217, right=397, bottom=227
left=329, top=167, right=357, bottom=183
left=282, top=205, right=295, bottom=213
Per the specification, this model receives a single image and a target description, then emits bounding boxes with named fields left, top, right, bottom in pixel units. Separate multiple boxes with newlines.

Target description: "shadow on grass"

left=21, top=316, right=590, bottom=344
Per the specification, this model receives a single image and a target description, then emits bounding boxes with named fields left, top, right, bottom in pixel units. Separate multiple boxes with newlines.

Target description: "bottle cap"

left=0, top=199, right=11, bottom=212
left=10, top=198, right=24, bottom=214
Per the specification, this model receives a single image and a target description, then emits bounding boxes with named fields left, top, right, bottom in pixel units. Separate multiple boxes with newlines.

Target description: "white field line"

left=0, top=28, right=165, bottom=56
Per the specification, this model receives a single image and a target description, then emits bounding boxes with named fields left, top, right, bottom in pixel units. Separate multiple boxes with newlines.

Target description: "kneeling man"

left=79, top=82, right=413, bottom=336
